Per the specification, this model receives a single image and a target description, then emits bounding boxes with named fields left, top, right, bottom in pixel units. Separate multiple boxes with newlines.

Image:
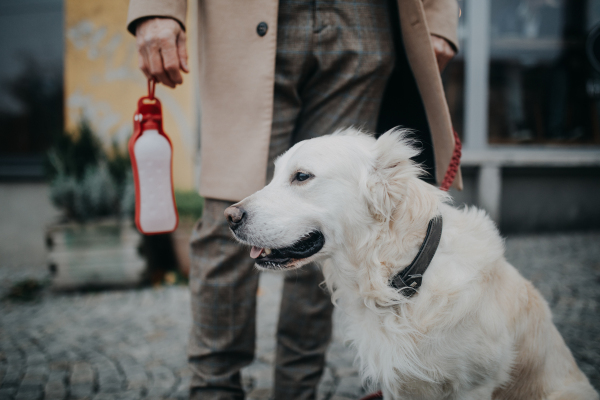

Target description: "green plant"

left=174, top=190, right=204, bottom=220
left=46, top=119, right=102, bottom=181
left=46, top=120, right=134, bottom=222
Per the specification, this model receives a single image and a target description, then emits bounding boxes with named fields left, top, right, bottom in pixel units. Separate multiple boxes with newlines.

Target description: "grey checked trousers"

left=188, top=1, right=395, bottom=399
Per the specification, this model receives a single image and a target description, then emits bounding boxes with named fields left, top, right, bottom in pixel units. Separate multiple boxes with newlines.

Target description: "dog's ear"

left=365, top=129, right=421, bottom=222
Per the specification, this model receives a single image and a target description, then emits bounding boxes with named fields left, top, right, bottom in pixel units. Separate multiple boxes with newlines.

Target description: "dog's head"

left=225, top=128, right=435, bottom=271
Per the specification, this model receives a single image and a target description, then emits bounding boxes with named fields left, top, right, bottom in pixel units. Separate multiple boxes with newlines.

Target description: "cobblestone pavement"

left=1, top=231, right=599, bottom=400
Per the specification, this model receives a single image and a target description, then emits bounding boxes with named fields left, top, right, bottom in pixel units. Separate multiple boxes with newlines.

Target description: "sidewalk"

left=1, top=231, right=599, bottom=400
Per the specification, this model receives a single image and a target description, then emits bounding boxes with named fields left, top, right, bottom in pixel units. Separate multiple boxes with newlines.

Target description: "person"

left=127, top=1, right=462, bottom=399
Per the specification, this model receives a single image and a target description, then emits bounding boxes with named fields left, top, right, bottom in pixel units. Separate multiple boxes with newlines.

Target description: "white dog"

left=225, top=128, right=598, bottom=400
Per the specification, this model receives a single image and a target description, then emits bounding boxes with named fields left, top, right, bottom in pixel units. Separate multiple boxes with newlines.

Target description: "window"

left=488, top=0, right=600, bottom=144
left=0, top=0, right=64, bottom=179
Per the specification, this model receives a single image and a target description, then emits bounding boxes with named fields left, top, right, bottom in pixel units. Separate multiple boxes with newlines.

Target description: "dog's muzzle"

left=224, top=204, right=325, bottom=269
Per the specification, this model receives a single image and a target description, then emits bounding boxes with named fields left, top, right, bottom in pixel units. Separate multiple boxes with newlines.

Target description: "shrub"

left=174, top=190, right=204, bottom=221
left=47, top=120, right=134, bottom=222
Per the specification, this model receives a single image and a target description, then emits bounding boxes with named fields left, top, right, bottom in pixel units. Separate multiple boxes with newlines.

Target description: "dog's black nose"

left=224, top=206, right=246, bottom=230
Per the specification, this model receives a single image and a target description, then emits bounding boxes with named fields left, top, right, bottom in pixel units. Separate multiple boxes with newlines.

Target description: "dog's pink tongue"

left=250, top=246, right=263, bottom=259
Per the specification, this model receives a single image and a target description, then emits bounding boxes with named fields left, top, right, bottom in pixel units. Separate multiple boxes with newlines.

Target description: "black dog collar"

left=389, top=216, right=443, bottom=297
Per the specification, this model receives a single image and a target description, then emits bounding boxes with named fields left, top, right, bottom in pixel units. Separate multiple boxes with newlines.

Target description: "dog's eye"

left=293, top=172, right=312, bottom=183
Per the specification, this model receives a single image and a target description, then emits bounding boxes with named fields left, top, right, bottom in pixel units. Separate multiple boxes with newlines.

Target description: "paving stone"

left=92, top=394, right=112, bottom=400
left=244, top=361, right=272, bottom=392
left=21, top=366, right=48, bottom=386
left=44, top=379, right=66, bottom=399
left=95, top=362, right=122, bottom=393
left=170, top=374, right=191, bottom=400
left=71, top=362, right=94, bottom=385
left=14, top=384, right=42, bottom=400
left=146, top=365, right=176, bottom=398
left=93, top=392, right=140, bottom=400
left=247, top=387, right=271, bottom=400
left=3, top=352, right=23, bottom=379
left=48, top=362, right=70, bottom=377
left=70, top=383, right=93, bottom=399
left=317, top=367, right=336, bottom=400
left=0, top=387, right=17, bottom=398
left=0, top=365, right=6, bottom=386
left=119, top=360, right=148, bottom=390
left=116, top=390, right=142, bottom=400
left=334, top=376, right=365, bottom=398
left=2, top=368, right=23, bottom=388
left=25, top=355, right=45, bottom=366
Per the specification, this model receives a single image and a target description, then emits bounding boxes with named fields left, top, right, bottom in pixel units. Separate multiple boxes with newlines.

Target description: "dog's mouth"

left=249, top=231, right=325, bottom=269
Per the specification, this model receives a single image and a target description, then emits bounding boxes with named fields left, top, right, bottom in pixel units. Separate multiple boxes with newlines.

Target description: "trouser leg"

left=188, top=199, right=259, bottom=400
left=271, top=1, right=395, bottom=399
left=273, top=264, right=333, bottom=400
left=272, top=1, right=395, bottom=399
left=270, top=4, right=334, bottom=398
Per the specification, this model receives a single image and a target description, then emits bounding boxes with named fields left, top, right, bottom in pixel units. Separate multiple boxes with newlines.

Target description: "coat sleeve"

left=126, top=0, right=188, bottom=35
left=422, top=0, right=460, bottom=51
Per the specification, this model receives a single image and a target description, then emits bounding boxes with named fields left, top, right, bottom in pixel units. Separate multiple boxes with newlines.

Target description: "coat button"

left=256, top=22, right=268, bottom=37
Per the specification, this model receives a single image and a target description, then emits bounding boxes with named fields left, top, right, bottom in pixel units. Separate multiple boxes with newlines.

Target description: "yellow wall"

left=65, top=0, right=197, bottom=190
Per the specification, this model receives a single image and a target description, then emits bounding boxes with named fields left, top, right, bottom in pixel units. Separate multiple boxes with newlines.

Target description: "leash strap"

left=439, top=130, right=462, bottom=191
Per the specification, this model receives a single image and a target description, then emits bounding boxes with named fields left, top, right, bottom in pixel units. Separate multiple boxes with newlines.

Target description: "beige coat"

left=128, top=0, right=463, bottom=202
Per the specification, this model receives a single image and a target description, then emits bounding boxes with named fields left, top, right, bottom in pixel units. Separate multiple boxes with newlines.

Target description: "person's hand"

left=136, top=17, right=189, bottom=88
left=431, top=35, right=456, bottom=72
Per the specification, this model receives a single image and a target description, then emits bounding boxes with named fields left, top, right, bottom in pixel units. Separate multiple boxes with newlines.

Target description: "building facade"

left=0, top=0, right=599, bottom=232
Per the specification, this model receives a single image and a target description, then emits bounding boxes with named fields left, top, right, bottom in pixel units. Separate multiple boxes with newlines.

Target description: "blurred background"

left=0, top=1, right=598, bottom=399
left=1, top=0, right=202, bottom=290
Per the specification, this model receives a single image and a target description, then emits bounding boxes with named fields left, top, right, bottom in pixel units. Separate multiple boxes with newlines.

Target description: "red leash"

left=360, top=391, right=383, bottom=400
left=439, top=129, right=462, bottom=192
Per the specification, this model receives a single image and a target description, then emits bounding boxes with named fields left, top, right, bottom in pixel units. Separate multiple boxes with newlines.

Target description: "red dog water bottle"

left=129, top=79, right=178, bottom=234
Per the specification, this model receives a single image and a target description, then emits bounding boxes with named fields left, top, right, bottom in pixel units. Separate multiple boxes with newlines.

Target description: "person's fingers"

left=436, top=50, right=451, bottom=72
left=148, top=44, right=176, bottom=88
left=135, top=17, right=186, bottom=87
left=136, top=29, right=152, bottom=78
left=431, top=35, right=455, bottom=72
left=177, top=30, right=189, bottom=73
left=433, top=40, right=445, bottom=70
left=160, top=35, right=183, bottom=85
left=138, top=49, right=151, bottom=79
left=437, top=52, right=450, bottom=72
